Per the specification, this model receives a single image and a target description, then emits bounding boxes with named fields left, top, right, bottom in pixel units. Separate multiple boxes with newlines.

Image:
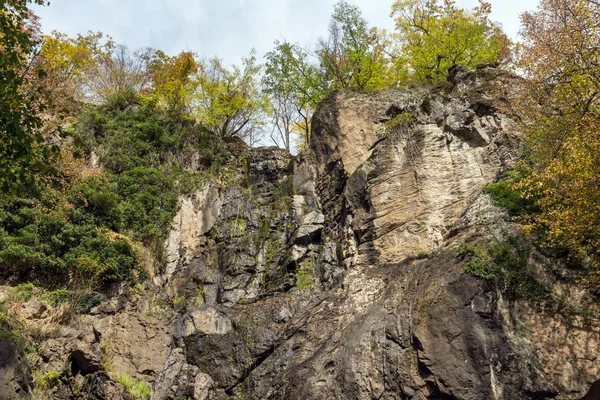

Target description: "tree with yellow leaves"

left=148, top=50, right=198, bottom=111
left=193, top=51, right=268, bottom=145
left=34, top=31, right=111, bottom=129
left=515, top=0, right=600, bottom=274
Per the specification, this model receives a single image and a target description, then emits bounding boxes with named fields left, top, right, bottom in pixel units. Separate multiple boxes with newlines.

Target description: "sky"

left=32, top=0, right=541, bottom=67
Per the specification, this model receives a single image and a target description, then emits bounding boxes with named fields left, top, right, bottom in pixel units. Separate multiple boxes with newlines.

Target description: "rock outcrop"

left=230, top=64, right=600, bottom=399
left=3, top=65, right=599, bottom=399
left=0, top=339, right=32, bottom=400
left=149, top=64, right=596, bottom=399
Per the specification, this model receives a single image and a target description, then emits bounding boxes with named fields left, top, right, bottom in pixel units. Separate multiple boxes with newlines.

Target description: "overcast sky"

left=33, top=0, right=540, bottom=66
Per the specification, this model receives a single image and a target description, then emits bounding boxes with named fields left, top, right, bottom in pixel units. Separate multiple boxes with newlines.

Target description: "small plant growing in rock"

left=117, top=374, right=151, bottom=399
left=336, top=244, right=345, bottom=269
left=296, top=260, right=315, bottom=290
left=484, top=169, right=538, bottom=217
left=0, top=306, right=28, bottom=351
left=7, top=283, right=35, bottom=303
left=173, top=296, right=186, bottom=309
left=43, top=289, right=72, bottom=306
left=382, top=111, right=414, bottom=136
left=32, top=369, right=64, bottom=397
left=195, top=284, right=205, bottom=307
left=455, top=237, right=552, bottom=302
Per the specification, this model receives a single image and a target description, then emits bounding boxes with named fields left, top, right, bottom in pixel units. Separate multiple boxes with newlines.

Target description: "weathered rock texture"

left=0, top=339, right=32, bottom=400
left=151, top=64, right=598, bottom=399
left=3, top=65, right=599, bottom=399
left=226, top=64, right=600, bottom=400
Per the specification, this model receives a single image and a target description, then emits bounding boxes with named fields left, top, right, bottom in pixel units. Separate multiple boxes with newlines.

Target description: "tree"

left=0, top=0, right=53, bottom=194
left=148, top=50, right=198, bottom=112
left=514, top=0, right=600, bottom=271
left=34, top=30, right=110, bottom=129
left=85, top=45, right=154, bottom=103
left=193, top=51, right=268, bottom=145
left=390, top=0, right=510, bottom=83
left=317, top=0, right=391, bottom=90
left=266, top=88, right=300, bottom=151
left=263, top=40, right=323, bottom=150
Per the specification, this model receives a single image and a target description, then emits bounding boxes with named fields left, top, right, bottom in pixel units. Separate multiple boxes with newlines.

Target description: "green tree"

left=390, top=0, right=510, bottom=83
left=263, top=40, right=324, bottom=150
left=193, top=50, right=268, bottom=145
left=317, top=0, right=391, bottom=90
left=0, top=0, right=53, bottom=194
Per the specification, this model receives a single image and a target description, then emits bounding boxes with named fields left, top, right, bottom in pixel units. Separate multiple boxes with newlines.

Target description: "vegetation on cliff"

left=513, top=0, right=600, bottom=285
left=1, top=1, right=600, bottom=398
left=0, top=0, right=599, bottom=307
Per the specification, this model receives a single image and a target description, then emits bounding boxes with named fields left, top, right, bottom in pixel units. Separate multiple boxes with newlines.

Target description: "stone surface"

left=152, top=348, right=217, bottom=400
left=70, top=347, right=103, bottom=375
left=2, top=65, right=599, bottom=400
left=0, top=340, right=32, bottom=400
left=90, top=312, right=171, bottom=381
left=161, top=183, right=224, bottom=286
left=223, top=65, right=597, bottom=399
left=173, top=306, right=233, bottom=338
left=18, top=301, right=47, bottom=320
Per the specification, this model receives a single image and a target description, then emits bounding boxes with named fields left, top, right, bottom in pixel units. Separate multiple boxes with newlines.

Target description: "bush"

left=0, top=92, right=230, bottom=288
left=75, top=291, right=106, bottom=314
left=72, top=92, right=228, bottom=248
left=455, top=237, right=552, bottom=301
left=6, top=283, right=35, bottom=303
left=41, top=289, right=106, bottom=315
left=43, top=289, right=73, bottom=306
left=0, top=196, right=137, bottom=285
left=484, top=170, right=537, bottom=217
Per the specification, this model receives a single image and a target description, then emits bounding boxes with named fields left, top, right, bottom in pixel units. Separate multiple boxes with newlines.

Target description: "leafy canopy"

left=149, top=50, right=198, bottom=111
left=390, top=0, right=510, bottom=83
left=0, top=0, right=54, bottom=194
left=263, top=40, right=323, bottom=150
left=193, top=51, right=268, bottom=145
left=317, top=0, right=391, bottom=90
left=514, top=0, right=600, bottom=275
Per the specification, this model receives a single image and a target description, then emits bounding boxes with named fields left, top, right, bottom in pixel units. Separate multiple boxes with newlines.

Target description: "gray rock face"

left=4, top=65, right=599, bottom=399
left=150, top=65, right=599, bottom=400
left=152, top=348, right=215, bottom=400
left=176, top=65, right=594, bottom=399
left=0, top=339, right=32, bottom=400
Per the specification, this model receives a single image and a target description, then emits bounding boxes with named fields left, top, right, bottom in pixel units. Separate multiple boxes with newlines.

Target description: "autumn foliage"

left=513, top=0, right=600, bottom=277
left=4, top=0, right=600, bottom=291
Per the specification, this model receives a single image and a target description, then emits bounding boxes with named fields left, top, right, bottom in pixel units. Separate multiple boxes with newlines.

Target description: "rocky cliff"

left=2, top=65, right=599, bottom=400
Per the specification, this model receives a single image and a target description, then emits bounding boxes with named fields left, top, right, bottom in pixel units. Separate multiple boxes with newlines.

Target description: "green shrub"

left=484, top=170, right=537, bottom=217
left=0, top=195, right=137, bottom=285
left=43, top=289, right=73, bottom=306
left=0, top=305, right=27, bottom=350
left=40, top=289, right=105, bottom=315
left=70, top=92, right=228, bottom=256
left=6, top=283, right=35, bottom=303
left=456, top=237, right=552, bottom=301
left=382, top=111, right=414, bottom=136
left=75, top=291, right=106, bottom=314
left=0, top=92, right=230, bottom=289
